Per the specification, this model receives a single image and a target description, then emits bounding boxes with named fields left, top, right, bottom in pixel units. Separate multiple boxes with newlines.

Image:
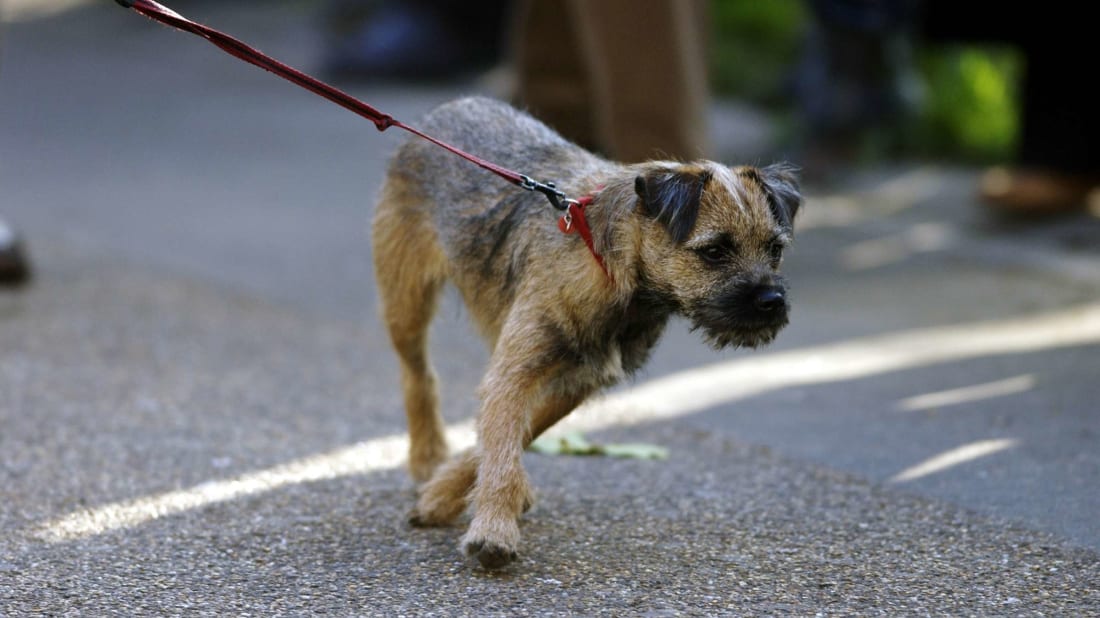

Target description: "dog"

left=372, top=97, right=801, bottom=569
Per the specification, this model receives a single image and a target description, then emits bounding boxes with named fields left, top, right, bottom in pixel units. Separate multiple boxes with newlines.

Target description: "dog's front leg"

left=460, top=319, right=551, bottom=569
left=461, top=375, right=532, bottom=568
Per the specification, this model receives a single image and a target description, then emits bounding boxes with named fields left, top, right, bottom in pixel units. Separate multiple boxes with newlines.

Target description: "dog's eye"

left=768, top=241, right=784, bottom=264
left=697, top=244, right=729, bottom=265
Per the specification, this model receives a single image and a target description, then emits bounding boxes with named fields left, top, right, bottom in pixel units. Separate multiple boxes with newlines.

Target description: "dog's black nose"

left=753, top=286, right=786, bottom=312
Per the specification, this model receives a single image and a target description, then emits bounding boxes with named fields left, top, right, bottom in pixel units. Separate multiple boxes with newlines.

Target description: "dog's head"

left=632, top=161, right=802, bottom=349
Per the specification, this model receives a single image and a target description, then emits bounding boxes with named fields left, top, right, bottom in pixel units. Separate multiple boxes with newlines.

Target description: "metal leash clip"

left=519, top=175, right=570, bottom=211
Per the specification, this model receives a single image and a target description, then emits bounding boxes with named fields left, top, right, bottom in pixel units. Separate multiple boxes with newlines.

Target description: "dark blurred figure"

left=792, top=0, right=919, bottom=178
left=0, top=28, right=32, bottom=287
left=0, top=217, right=31, bottom=288
left=921, top=3, right=1099, bottom=216
left=322, top=0, right=511, bottom=79
left=512, top=0, right=710, bottom=162
left=798, top=0, right=1099, bottom=214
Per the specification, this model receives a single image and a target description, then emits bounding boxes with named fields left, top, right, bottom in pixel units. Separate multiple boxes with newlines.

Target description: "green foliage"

left=710, top=0, right=808, bottom=102
left=529, top=432, right=669, bottom=460
left=910, top=46, right=1020, bottom=161
left=710, top=2, right=1021, bottom=161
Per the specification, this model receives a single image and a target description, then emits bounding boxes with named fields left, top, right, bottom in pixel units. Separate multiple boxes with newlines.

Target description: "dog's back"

left=376, top=97, right=613, bottom=340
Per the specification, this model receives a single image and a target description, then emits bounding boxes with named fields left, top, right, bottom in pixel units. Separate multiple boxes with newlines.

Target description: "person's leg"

left=513, top=0, right=597, bottom=151
left=569, top=0, right=710, bottom=162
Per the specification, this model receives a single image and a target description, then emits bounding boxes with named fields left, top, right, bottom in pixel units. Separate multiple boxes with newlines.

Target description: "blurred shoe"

left=0, top=218, right=32, bottom=287
left=322, top=2, right=506, bottom=81
left=979, top=167, right=1098, bottom=216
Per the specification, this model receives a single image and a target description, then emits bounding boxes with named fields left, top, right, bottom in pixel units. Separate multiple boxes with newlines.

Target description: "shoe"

left=322, top=3, right=504, bottom=81
left=0, top=219, right=31, bottom=287
left=979, top=167, right=1097, bottom=216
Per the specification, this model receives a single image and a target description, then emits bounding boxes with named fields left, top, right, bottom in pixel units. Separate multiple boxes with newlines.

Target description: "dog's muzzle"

left=690, top=278, right=791, bottom=349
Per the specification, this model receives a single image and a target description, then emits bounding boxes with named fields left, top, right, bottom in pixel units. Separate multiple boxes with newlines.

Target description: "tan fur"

left=372, top=97, right=801, bottom=569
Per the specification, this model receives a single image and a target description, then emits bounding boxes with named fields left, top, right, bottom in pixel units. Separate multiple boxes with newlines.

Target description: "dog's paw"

left=407, top=482, right=467, bottom=527
left=407, top=497, right=463, bottom=528
left=407, top=506, right=444, bottom=528
left=461, top=519, right=520, bottom=569
left=463, top=539, right=518, bottom=570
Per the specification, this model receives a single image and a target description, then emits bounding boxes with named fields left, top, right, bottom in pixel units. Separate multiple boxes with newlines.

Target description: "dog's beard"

left=693, top=317, right=788, bottom=350
left=687, top=286, right=790, bottom=350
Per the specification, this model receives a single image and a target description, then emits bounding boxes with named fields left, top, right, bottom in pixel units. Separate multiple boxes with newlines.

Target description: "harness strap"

left=558, top=193, right=611, bottom=282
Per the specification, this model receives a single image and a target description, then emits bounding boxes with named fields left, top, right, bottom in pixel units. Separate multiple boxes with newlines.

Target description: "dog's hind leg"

left=407, top=388, right=586, bottom=528
left=372, top=182, right=450, bottom=484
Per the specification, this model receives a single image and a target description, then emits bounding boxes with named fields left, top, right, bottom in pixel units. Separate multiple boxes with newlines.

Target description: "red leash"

left=114, top=0, right=610, bottom=280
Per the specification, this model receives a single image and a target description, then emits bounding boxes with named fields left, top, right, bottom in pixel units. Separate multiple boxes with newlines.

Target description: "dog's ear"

left=634, top=168, right=710, bottom=243
left=759, top=163, right=802, bottom=233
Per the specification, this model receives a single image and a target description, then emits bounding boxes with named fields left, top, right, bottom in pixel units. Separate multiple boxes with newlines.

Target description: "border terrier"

left=372, top=97, right=801, bottom=569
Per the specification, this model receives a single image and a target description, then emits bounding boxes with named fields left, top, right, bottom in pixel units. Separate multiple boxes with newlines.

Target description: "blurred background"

left=1, top=1, right=1098, bottom=613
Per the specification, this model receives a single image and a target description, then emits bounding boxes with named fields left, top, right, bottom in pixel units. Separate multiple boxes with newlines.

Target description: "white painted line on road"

left=798, top=167, right=943, bottom=231
left=35, top=422, right=476, bottom=543
left=895, top=375, right=1036, bottom=413
left=889, top=439, right=1020, bottom=484
left=5, top=0, right=94, bottom=22
left=33, top=302, right=1100, bottom=543
left=559, top=303, right=1100, bottom=432
left=839, top=222, right=958, bottom=271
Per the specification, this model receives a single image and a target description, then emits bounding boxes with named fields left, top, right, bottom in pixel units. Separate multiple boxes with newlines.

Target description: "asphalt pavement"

left=2, top=3, right=1098, bottom=615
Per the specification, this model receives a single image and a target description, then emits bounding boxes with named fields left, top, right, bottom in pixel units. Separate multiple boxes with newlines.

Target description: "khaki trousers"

left=513, top=0, right=710, bottom=162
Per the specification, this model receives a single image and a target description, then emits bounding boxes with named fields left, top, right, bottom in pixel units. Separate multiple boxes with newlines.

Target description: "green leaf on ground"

left=600, top=443, right=669, bottom=460
left=528, top=432, right=668, bottom=460
left=528, top=432, right=599, bottom=456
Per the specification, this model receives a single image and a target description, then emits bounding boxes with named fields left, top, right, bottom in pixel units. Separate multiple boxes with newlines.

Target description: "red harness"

left=114, top=0, right=611, bottom=280
left=558, top=193, right=611, bottom=281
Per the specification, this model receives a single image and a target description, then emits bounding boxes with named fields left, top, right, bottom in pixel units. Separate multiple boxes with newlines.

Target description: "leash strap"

left=113, top=0, right=567, bottom=201
left=114, top=0, right=609, bottom=279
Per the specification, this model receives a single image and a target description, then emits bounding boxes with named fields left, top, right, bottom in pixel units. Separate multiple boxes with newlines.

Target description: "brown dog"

left=372, top=97, right=801, bottom=569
